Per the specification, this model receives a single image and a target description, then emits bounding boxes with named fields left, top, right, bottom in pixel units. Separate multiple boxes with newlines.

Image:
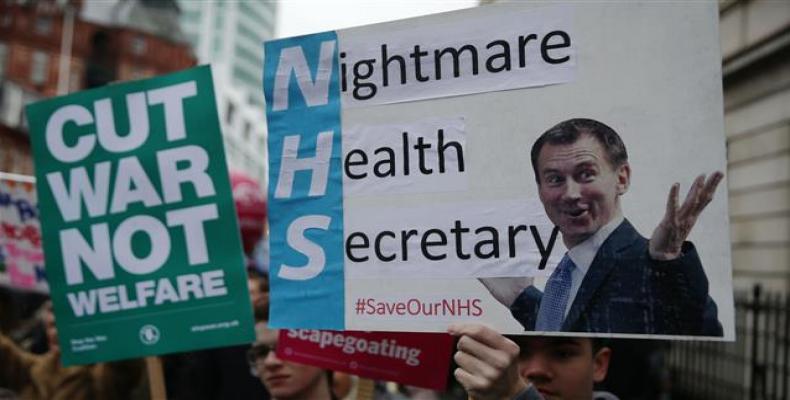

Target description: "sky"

left=276, top=0, right=478, bottom=38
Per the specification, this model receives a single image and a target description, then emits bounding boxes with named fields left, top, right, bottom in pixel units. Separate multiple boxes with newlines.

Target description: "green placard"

left=26, top=66, right=255, bottom=365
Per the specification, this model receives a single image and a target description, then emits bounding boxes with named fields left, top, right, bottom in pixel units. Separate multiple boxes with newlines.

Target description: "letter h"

left=274, top=131, right=334, bottom=198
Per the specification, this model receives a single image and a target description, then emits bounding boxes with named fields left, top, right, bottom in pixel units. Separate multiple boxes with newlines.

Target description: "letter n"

left=272, top=41, right=336, bottom=111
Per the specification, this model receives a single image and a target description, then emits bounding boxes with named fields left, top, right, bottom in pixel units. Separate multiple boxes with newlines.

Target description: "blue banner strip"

left=263, top=31, right=345, bottom=330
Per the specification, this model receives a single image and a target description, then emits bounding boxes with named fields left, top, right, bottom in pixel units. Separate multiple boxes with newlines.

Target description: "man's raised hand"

left=649, top=172, right=723, bottom=260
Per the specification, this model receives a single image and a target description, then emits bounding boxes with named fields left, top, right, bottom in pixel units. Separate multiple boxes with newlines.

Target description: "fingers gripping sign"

left=649, top=171, right=724, bottom=261
left=448, top=324, right=527, bottom=400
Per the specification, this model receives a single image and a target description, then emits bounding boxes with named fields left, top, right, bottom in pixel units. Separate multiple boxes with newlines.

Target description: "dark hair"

left=530, top=118, right=628, bottom=184
left=506, top=335, right=610, bottom=359
left=591, top=338, right=610, bottom=355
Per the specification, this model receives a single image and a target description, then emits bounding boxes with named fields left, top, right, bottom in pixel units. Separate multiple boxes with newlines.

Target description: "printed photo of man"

left=483, top=118, right=723, bottom=336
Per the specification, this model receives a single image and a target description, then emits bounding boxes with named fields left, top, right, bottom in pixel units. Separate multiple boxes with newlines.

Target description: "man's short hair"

left=591, top=338, right=610, bottom=355
left=530, top=118, right=628, bottom=183
left=505, top=335, right=610, bottom=358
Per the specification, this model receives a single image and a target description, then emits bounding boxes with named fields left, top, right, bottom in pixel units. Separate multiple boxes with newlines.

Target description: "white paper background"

left=337, top=2, right=733, bottom=338
left=342, top=117, right=468, bottom=196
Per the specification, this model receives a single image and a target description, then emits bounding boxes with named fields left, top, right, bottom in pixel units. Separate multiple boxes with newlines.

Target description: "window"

left=131, top=36, right=147, bottom=55
left=0, top=42, right=7, bottom=79
left=34, top=17, right=52, bottom=35
left=30, top=51, right=49, bottom=85
left=0, top=137, right=5, bottom=171
left=1, top=14, right=12, bottom=28
left=243, top=121, right=251, bottom=142
left=69, top=67, right=81, bottom=92
left=212, top=36, right=223, bottom=58
left=129, top=65, right=147, bottom=80
left=225, top=102, right=236, bottom=125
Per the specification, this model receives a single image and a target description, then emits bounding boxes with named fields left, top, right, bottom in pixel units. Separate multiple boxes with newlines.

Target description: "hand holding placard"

left=448, top=323, right=526, bottom=400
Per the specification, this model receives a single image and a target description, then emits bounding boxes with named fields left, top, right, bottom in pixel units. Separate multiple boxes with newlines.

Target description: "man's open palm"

left=649, top=172, right=723, bottom=260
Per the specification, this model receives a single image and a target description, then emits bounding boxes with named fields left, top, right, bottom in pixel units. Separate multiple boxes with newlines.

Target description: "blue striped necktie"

left=535, top=255, right=576, bottom=331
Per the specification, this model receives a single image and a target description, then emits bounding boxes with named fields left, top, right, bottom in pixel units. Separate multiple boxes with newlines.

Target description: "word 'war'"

left=47, top=145, right=215, bottom=223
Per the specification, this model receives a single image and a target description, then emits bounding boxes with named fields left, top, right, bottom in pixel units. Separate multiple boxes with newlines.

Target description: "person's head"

left=231, top=171, right=267, bottom=257
left=247, top=270, right=269, bottom=322
left=530, top=118, right=630, bottom=247
left=42, top=300, right=59, bottom=354
left=248, top=329, right=331, bottom=400
left=510, top=336, right=611, bottom=400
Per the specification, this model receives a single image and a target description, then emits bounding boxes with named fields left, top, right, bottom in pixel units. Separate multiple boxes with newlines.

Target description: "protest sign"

left=276, top=330, right=453, bottom=390
left=264, top=3, right=734, bottom=339
left=0, top=172, right=46, bottom=292
left=26, top=65, right=255, bottom=365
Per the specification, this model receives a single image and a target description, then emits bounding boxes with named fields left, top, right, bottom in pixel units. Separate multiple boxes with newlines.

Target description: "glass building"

left=178, top=1, right=276, bottom=107
left=177, top=1, right=276, bottom=185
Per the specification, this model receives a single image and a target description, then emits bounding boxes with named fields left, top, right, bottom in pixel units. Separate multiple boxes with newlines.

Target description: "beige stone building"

left=720, top=0, right=790, bottom=292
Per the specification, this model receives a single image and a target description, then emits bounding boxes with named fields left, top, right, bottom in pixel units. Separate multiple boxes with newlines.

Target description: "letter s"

left=278, top=215, right=331, bottom=280
left=472, top=299, right=483, bottom=316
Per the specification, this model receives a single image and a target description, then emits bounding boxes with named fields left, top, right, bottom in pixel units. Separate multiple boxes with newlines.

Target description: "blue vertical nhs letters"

left=264, top=32, right=345, bottom=329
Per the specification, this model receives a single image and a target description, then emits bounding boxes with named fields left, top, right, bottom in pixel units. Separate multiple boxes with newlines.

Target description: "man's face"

left=536, top=134, right=630, bottom=248
left=516, top=337, right=610, bottom=400
left=253, top=334, right=326, bottom=400
left=247, top=275, right=269, bottom=321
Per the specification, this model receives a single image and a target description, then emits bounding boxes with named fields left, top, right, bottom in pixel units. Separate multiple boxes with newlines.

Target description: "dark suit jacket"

left=510, top=219, right=723, bottom=336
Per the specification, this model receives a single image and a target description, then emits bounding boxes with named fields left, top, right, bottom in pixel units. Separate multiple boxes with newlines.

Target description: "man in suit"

left=484, top=118, right=723, bottom=335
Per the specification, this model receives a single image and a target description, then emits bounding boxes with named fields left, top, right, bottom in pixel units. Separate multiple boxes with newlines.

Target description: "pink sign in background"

left=0, top=176, right=47, bottom=292
left=276, top=329, right=454, bottom=390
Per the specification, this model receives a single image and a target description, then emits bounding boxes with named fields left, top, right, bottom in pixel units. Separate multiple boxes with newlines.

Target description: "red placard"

left=276, top=329, right=454, bottom=390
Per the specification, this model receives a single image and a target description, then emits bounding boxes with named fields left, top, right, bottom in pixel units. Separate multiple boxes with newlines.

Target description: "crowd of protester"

left=0, top=172, right=672, bottom=400
left=0, top=273, right=672, bottom=400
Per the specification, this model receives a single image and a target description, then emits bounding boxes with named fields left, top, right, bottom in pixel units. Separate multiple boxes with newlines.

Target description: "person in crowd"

left=169, top=269, right=271, bottom=400
left=0, top=301, right=144, bottom=400
left=167, top=171, right=272, bottom=399
left=249, top=327, right=335, bottom=400
left=449, top=323, right=615, bottom=400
